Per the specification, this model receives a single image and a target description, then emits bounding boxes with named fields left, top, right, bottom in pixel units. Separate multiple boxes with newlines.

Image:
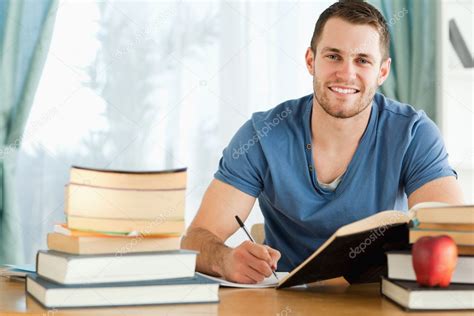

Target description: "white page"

left=196, top=272, right=289, bottom=288
left=2, top=264, right=35, bottom=272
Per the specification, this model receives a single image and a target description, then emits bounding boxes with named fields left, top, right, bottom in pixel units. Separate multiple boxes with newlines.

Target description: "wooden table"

left=0, top=277, right=471, bottom=315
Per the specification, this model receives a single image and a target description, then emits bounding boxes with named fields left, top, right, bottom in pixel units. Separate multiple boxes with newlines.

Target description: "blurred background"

left=0, top=0, right=472, bottom=264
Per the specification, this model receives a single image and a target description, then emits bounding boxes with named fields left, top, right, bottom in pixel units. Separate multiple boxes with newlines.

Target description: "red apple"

left=412, top=235, right=458, bottom=287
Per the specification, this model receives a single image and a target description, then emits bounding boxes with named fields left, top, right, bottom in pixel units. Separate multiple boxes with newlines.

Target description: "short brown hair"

left=310, top=0, right=390, bottom=61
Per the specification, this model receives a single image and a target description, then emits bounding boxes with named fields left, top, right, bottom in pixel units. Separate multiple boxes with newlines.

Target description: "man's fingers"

left=229, top=271, right=257, bottom=284
left=228, top=241, right=280, bottom=284
left=243, top=265, right=266, bottom=283
left=264, top=245, right=281, bottom=268
left=245, top=254, right=273, bottom=277
left=264, top=245, right=281, bottom=258
left=244, top=241, right=272, bottom=263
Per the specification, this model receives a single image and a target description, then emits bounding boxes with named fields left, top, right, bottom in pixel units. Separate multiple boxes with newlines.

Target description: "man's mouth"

left=328, top=86, right=360, bottom=95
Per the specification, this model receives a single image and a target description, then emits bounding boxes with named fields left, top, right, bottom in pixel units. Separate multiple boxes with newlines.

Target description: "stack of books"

left=26, top=166, right=219, bottom=308
left=64, top=165, right=187, bottom=236
left=48, top=166, right=189, bottom=255
left=381, top=205, right=474, bottom=311
left=409, top=205, right=474, bottom=255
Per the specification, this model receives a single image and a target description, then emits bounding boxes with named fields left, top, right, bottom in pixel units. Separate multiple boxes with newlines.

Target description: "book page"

left=335, top=210, right=411, bottom=236
left=0, top=264, right=35, bottom=278
left=196, top=272, right=289, bottom=288
left=410, top=201, right=451, bottom=210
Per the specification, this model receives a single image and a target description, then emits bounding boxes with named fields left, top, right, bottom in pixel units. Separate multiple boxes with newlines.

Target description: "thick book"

left=26, top=273, right=219, bottom=308
left=65, top=183, right=185, bottom=220
left=277, top=209, right=411, bottom=289
left=36, top=250, right=196, bottom=285
left=70, top=166, right=187, bottom=190
left=380, top=276, right=474, bottom=310
left=66, top=216, right=185, bottom=234
left=47, top=232, right=181, bottom=255
left=415, top=205, right=474, bottom=224
left=386, top=250, right=474, bottom=284
left=409, top=229, right=474, bottom=246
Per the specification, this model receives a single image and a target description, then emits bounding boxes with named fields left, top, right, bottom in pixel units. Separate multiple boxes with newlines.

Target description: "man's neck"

left=311, top=99, right=373, bottom=150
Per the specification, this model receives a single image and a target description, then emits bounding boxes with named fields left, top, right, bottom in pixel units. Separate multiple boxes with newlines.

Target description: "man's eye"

left=327, top=54, right=340, bottom=60
left=358, top=58, right=369, bottom=64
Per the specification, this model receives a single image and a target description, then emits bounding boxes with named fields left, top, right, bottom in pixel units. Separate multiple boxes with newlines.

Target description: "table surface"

left=0, top=277, right=472, bottom=316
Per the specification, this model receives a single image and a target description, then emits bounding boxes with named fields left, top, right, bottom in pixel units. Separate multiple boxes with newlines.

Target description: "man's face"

left=306, top=18, right=391, bottom=119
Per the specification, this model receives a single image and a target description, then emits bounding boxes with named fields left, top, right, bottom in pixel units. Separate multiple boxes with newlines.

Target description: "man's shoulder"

left=373, top=93, right=442, bottom=148
left=250, top=94, right=312, bottom=129
left=374, top=92, right=423, bottom=119
left=373, top=92, right=432, bottom=130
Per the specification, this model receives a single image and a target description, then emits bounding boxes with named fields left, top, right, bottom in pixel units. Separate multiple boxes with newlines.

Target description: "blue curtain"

left=369, top=0, right=439, bottom=121
left=0, top=0, right=58, bottom=264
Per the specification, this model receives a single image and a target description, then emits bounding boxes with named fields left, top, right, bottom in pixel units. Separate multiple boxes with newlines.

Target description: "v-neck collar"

left=303, top=94, right=378, bottom=199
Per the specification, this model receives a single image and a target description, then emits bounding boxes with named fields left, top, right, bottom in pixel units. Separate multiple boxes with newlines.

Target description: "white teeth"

left=331, top=87, right=357, bottom=94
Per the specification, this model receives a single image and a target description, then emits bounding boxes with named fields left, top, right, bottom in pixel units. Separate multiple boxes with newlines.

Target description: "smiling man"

left=181, top=1, right=464, bottom=283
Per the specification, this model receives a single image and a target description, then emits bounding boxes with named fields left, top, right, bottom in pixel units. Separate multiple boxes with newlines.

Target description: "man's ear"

left=305, top=47, right=315, bottom=76
left=377, top=57, right=391, bottom=86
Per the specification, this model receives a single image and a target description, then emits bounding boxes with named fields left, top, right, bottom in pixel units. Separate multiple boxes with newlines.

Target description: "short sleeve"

left=401, top=112, right=457, bottom=197
left=214, top=119, right=267, bottom=197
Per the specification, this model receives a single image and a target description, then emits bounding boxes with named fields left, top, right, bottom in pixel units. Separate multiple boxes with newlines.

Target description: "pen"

left=235, top=215, right=279, bottom=280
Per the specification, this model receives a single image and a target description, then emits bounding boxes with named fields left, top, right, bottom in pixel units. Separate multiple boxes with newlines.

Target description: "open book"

left=277, top=202, right=448, bottom=289
left=197, top=272, right=289, bottom=288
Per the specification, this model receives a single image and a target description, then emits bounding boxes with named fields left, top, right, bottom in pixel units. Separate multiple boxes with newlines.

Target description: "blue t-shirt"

left=214, top=93, right=456, bottom=271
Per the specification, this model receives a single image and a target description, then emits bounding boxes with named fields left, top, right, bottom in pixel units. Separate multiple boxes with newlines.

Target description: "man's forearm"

left=181, top=227, right=231, bottom=277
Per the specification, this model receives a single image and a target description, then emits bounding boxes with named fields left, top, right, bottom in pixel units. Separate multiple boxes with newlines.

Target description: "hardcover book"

left=26, top=273, right=219, bottom=308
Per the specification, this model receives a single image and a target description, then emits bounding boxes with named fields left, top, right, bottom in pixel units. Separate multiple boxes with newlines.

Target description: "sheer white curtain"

left=14, top=0, right=331, bottom=263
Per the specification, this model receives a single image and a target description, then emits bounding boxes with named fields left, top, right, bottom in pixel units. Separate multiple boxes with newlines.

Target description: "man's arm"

left=408, top=176, right=464, bottom=209
left=181, top=179, right=280, bottom=284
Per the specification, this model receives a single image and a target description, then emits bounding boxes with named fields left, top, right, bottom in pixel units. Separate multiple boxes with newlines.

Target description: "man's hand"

left=181, top=179, right=281, bottom=283
left=220, top=241, right=281, bottom=284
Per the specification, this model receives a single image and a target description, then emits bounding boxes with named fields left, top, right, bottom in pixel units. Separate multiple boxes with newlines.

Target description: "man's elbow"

left=180, top=226, right=197, bottom=250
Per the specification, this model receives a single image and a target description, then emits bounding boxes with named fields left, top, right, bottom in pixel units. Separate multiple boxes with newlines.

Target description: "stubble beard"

left=314, top=76, right=377, bottom=119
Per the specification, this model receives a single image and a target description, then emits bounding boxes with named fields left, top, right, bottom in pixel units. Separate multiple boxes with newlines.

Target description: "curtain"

left=369, top=0, right=439, bottom=121
left=0, top=0, right=59, bottom=264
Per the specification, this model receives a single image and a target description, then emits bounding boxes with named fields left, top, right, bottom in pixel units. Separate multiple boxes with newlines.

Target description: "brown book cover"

left=458, top=245, right=474, bottom=256
left=416, top=222, right=474, bottom=231
left=409, top=229, right=474, bottom=246
left=70, top=166, right=187, bottom=190
left=47, top=232, right=181, bottom=255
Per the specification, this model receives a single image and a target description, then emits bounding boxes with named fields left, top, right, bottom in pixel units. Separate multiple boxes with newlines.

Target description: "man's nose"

left=335, top=60, right=356, bottom=82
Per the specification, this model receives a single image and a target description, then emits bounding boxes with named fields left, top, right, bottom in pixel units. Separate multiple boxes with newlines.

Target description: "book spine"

left=35, top=252, right=39, bottom=276
left=379, top=276, right=383, bottom=296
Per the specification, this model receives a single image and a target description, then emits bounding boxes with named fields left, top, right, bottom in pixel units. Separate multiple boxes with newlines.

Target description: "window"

left=17, top=0, right=330, bottom=262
